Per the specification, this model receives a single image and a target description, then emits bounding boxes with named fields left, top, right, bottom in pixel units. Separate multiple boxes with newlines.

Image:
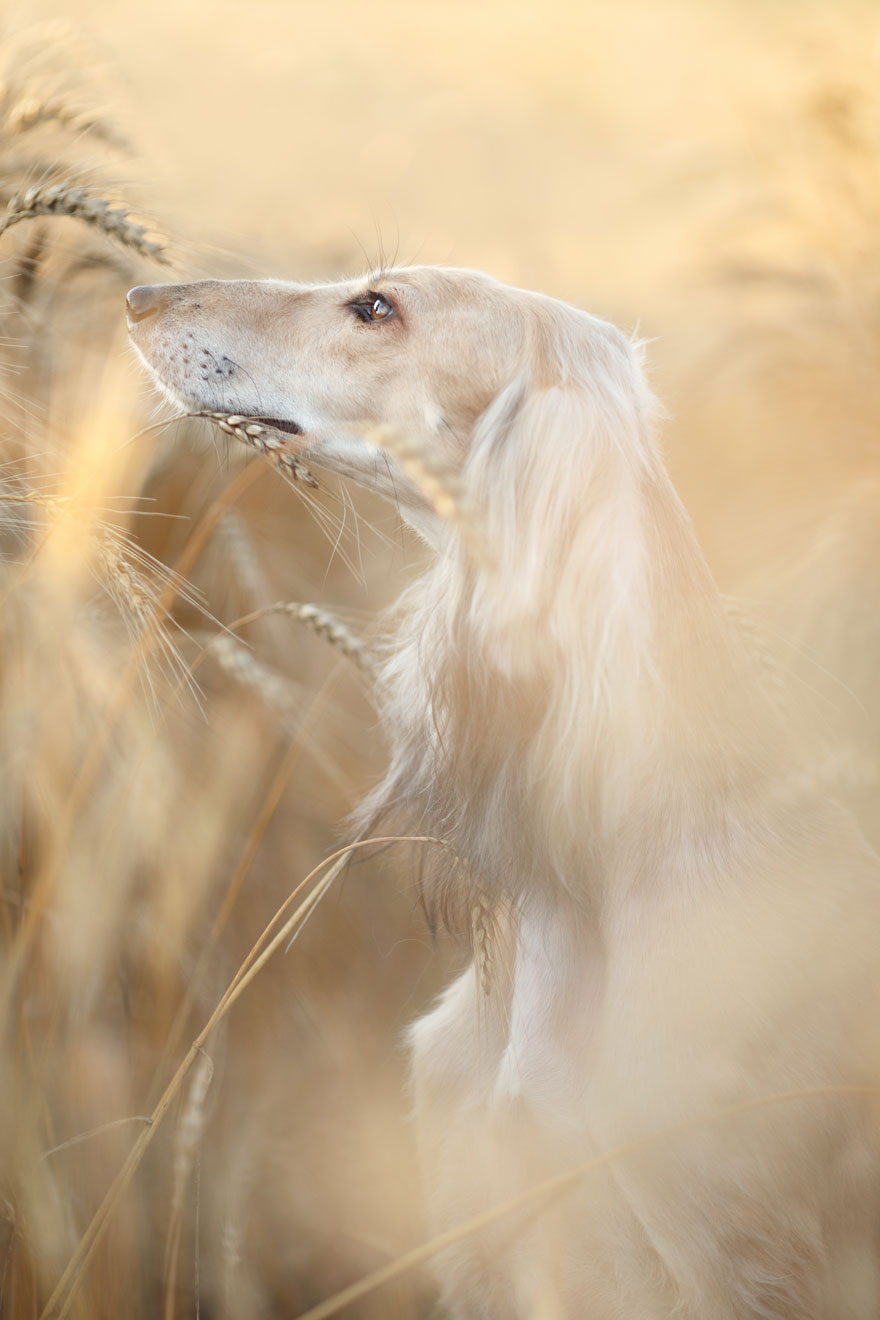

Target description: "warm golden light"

left=2, top=3, right=880, bottom=1316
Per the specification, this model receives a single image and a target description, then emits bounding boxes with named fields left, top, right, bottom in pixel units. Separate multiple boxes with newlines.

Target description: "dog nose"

left=126, top=285, right=166, bottom=324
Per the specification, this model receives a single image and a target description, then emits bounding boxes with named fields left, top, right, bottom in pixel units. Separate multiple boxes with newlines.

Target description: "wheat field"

left=1, top=2, right=880, bottom=1316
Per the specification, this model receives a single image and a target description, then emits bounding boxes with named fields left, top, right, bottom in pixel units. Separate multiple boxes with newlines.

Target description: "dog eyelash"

left=349, top=292, right=395, bottom=323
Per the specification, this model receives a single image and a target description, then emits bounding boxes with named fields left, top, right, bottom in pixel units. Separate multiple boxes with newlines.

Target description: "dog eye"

left=370, top=295, right=393, bottom=320
left=351, top=293, right=394, bottom=323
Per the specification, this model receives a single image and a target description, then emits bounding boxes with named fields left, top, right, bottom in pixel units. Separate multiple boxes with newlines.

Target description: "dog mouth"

left=247, top=415, right=302, bottom=436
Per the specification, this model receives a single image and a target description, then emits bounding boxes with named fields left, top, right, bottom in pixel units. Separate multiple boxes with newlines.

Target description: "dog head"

left=127, top=266, right=653, bottom=540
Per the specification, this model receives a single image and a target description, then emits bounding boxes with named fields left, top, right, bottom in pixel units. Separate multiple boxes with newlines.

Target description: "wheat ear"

left=4, top=92, right=127, bottom=149
left=471, top=895, right=495, bottom=997
left=205, top=634, right=301, bottom=722
left=0, top=486, right=195, bottom=696
left=366, top=425, right=461, bottom=520
left=163, top=1049, right=214, bottom=1320
left=0, top=183, right=168, bottom=262
left=365, top=425, right=490, bottom=563
left=235, top=601, right=370, bottom=670
left=192, top=412, right=319, bottom=489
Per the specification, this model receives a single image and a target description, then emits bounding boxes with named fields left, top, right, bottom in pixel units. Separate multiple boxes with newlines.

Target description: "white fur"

left=129, top=266, right=880, bottom=1318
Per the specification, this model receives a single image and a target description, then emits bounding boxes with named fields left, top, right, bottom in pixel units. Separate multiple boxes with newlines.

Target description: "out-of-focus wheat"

left=3, top=88, right=127, bottom=148
left=3, top=5, right=880, bottom=1319
left=0, top=182, right=168, bottom=262
left=365, top=424, right=491, bottom=564
left=0, top=26, right=436, bottom=1320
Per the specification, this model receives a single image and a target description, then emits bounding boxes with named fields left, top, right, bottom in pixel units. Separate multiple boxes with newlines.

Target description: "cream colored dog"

left=129, top=267, right=880, bottom=1319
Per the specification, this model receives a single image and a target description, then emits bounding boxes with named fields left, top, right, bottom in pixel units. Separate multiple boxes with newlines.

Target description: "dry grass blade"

left=0, top=182, right=168, bottom=262
left=192, top=412, right=319, bottom=488
left=39, top=1117, right=153, bottom=1164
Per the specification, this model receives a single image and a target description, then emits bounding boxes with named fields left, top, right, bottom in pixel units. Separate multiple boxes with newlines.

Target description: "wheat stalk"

left=192, top=412, right=319, bottom=488
left=0, top=182, right=168, bottom=263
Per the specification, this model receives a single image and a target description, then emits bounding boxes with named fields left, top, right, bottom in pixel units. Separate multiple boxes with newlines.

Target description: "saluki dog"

left=128, top=267, right=880, bottom=1319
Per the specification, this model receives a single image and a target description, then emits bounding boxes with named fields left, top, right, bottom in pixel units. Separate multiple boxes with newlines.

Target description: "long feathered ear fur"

left=463, top=316, right=661, bottom=708
left=360, top=296, right=777, bottom=929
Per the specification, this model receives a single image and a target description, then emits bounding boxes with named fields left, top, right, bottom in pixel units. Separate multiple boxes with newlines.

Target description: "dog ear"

left=460, top=317, right=661, bottom=709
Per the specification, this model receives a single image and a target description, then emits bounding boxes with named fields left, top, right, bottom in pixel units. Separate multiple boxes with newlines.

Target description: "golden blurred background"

left=1, top=0, right=879, bottom=1315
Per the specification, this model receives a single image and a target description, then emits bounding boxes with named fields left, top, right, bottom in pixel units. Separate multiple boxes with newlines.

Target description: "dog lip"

left=250, top=415, right=302, bottom=436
